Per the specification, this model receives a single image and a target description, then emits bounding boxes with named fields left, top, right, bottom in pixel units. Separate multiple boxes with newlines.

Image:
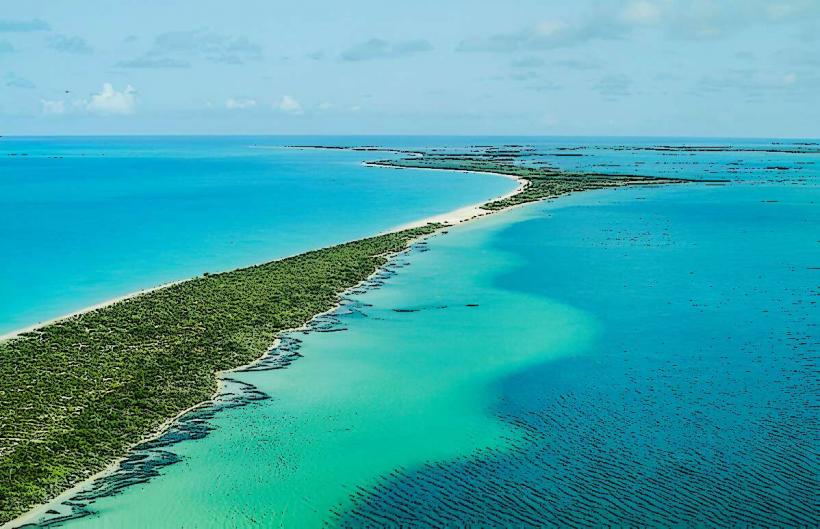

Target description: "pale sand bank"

left=370, top=162, right=527, bottom=232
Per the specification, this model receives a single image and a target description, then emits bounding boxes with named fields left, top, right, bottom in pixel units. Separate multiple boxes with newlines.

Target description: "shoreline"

left=0, top=281, right=186, bottom=344
left=3, top=227, right=438, bottom=529
left=3, top=150, right=689, bottom=528
left=4, top=247, right=420, bottom=529
left=0, top=159, right=519, bottom=347
left=370, top=162, right=527, bottom=232
left=3, top=158, right=519, bottom=529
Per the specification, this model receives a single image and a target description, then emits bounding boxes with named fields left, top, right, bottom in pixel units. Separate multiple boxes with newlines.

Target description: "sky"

left=1, top=0, right=818, bottom=137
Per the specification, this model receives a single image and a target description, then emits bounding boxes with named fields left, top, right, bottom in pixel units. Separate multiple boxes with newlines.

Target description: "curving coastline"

left=0, top=225, right=440, bottom=526
left=1, top=147, right=700, bottom=527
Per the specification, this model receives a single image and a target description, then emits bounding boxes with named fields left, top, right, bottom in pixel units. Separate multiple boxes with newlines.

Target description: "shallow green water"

left=29, top=202, right=596, bottom=528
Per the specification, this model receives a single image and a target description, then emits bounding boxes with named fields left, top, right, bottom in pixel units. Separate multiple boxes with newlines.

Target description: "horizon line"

left=2, top=133, right=819, bottom=141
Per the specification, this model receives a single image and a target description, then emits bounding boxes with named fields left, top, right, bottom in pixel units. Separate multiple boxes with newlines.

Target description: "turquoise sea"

left=0, top=136, right=515, bottom=334
left=6, top=137, right=819, bottom=527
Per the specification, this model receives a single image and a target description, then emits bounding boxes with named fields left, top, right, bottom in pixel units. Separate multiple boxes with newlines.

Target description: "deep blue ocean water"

left=337, top=183, right=819, bottom=527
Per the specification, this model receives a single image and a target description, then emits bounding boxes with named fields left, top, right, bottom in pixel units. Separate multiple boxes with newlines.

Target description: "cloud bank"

left=119, top=29, right=263, bottom=68
left=457, top=0, right=820, bottom=52
left=48, top=35, right=93, bottom=54
left=0, top=19, right=50, bottom=32
left=225, top=97, right=257, bottom=110
left=5, top=72, right=35, bottom=89
left=341, top=38, right=432, bottom=61
left=86, top=83, right=136, bottom=115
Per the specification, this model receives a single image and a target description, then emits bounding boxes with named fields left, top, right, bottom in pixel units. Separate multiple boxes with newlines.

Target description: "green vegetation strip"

left=371, top=154, right=688, bottom=210
left=0, top=225, right=437, bottom=523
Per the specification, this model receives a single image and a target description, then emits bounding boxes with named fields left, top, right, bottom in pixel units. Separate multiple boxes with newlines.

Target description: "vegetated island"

left=0, top=147, right=711, bottom=525
left=362, top=150, right=692, bottom=211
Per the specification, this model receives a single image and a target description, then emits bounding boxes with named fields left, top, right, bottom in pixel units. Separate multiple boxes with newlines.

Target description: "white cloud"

left=534, top=20, right=568, bottom=36
left=621, top=1, right=663, bottom=25
left=277, top=95, right=302, bottom=113
left=41, top=99, right=65, bottom=115
left=225, top=97, right=257, bottom=110
left=457, top=0, right=820, bottom=52
left=317, top=101, right=333, bottom=110
left=86, top=83, right=136, bottom=115
left=457, top=18, right=621, bottom=52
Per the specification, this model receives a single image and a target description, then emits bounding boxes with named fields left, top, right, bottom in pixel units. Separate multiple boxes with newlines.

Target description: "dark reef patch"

left=333, top=183, right=819, bottom=528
